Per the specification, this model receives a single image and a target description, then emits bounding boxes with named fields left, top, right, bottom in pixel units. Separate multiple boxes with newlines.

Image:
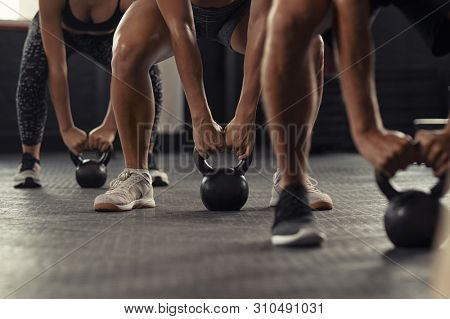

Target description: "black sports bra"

left=62, top=0, right=123, bottom=32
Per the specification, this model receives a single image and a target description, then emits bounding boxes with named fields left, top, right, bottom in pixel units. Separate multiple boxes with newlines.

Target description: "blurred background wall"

left=0, top=4, right=449, bottom=154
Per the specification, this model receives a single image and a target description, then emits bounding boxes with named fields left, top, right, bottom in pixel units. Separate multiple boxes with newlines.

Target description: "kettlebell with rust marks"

left=194, top=149, right=252, bottom=211
left=376, top=170, right=448, bottom=248
left=70, top=150, right=112, bottom=188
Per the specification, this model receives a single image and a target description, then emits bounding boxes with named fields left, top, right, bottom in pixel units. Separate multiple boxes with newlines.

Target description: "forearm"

left=170, top=27, right=211, bottom=122
left=334, top=0, right=384, bottom=137
left=47, top=66, right=74, bottom=131
left=236, top=42, right=263, bottom=120
left=102, top=101, right=117, bottom=130
left=236, top=4, right=269, bottom=120
left=39, top=0, right=73, bottom=133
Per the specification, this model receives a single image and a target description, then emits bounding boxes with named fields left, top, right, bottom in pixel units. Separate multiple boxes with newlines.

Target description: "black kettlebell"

left=70, top=150, right=112, bottom=188
left=376, top=170, right=447, bottom=248
left=193, top=150, right=252, bottom=211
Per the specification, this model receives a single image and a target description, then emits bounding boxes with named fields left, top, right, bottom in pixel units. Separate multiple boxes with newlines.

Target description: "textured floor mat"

left=0, top=152, right=448, bottom=298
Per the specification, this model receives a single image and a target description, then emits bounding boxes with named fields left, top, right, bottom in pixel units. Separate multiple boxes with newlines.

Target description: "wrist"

left=235, top=104, right=257, bottom=122
left=101, top=120, right=117, bottom=131
left=55, top=108, right=74, bottom=133
left=191, top=108, right=212, bottom=126
left=352, top=125, right=385, bottom=143
left=349, top=105, right=384, bottom=140
left=59, top=122, right=75, bottom=133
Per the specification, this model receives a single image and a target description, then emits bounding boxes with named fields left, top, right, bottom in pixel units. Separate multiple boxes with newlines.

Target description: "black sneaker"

left=271, top=184, right=326, bottom=247
left=13, top=153, right=42, bottom=188
left=148, top=154, right=169, bottom=187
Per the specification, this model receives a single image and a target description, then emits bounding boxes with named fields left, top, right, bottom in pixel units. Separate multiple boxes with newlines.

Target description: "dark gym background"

left=0, top=6, right=449, bottom=154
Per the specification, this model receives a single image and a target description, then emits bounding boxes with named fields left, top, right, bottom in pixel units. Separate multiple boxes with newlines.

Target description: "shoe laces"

left=109, top=170, right=133, bottom=190
left=274, top=171, right=320, bottom=193
left=305, top=176, right=320, bottom=193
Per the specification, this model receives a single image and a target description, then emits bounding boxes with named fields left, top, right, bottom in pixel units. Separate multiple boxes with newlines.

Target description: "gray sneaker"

left=94, top=169, right=156, bottom=212
left=14, top=153, right=42, bottom=189
left=269, top=170, right=333, bottom=210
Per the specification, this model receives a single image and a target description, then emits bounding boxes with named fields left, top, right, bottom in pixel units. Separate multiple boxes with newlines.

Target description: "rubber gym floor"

left=1, top=152, right=448, bottom=298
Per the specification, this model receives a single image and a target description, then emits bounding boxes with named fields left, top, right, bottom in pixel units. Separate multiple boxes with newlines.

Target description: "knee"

left=268, top=9, right=303, bottom=40
left=112, top=36, right=151, bottom=78
left=269, top=0, right=332, bottom=39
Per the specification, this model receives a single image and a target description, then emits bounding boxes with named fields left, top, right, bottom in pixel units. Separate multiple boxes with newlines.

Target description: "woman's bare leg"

left=111, top=0, right=173, bottom=169
left=262, top=0, right=331, bottom=189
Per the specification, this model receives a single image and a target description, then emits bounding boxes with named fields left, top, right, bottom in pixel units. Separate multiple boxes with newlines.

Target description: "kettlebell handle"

left=97, top=149, right=112, bottom=166
left=193, top=149, right=214, bottom=175
left=430, top=173, right=448, bottom=198
left=193, top=149, right=252, bottom=175
left=69, top=148, right=113, bottom=167
left=375, top=172, right=399, bottom=200
left=235, top=152, right=253, bottom=174
left=375, top=171, right=448, bottom=200
left=70, top=152, right=83, bottom=167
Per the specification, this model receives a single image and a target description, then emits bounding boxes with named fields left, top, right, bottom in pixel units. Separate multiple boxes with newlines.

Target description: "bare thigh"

left=230, top=1, right=272, bottom=54
left=271, top=0, right=333, bottom=35
left=230, top=9, right=249, bottom=54
left=113, top=0, right=173, bottom=70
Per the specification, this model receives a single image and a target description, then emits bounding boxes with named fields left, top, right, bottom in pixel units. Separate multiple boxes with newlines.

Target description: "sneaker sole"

left=272, top=228, right=327, bottom=247
left=94, top=198, right=156, bottom=212
left=270, top=199, right=333, bottom=211
left=310, top=200, right=333, bottom=211
left=14, top=177, right=42, bottom=189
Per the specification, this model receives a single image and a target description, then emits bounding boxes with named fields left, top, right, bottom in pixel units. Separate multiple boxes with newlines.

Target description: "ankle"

left=127, top=168, right=150, bottom=175
left=22, top=145, right=40, bottom=160
left=124, top=158, right=148, bottom=170
left=279, top=175, right=307, bottom=190
left=282, top=183, right=307, bottom=196
left=22, top=152, right=40, bottom=164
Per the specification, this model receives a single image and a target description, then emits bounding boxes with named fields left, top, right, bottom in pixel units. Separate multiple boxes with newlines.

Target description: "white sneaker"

left=269, top=170, right=333, bottom=210
left=14, top=153, right=42, bottom=188
left=94, top=169, right=156, bottom=212
left=148, top=154, right=169, bottom=187
left=149, top=168, right=169, bottom=187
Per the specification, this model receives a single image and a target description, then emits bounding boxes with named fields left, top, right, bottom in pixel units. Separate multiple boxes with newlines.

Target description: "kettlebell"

left=376, top=170, right=447, bottom=248
left=70, top=150, right=112, bottom=188
left=193, top=150, right=252, bottom=211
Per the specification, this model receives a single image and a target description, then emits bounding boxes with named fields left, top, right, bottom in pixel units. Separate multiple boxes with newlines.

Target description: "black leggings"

left=16, top=14, right=163, bottom=147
